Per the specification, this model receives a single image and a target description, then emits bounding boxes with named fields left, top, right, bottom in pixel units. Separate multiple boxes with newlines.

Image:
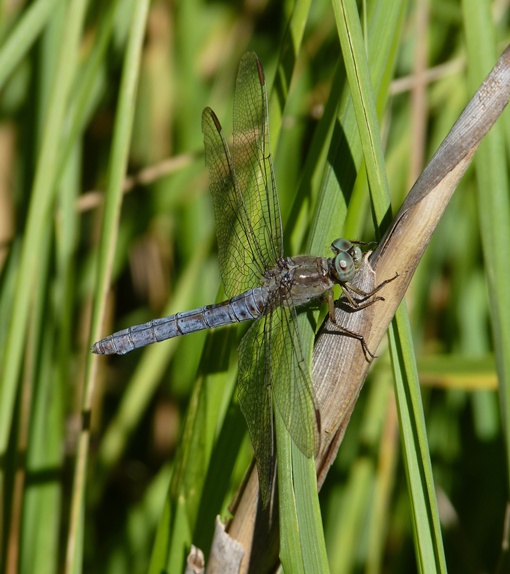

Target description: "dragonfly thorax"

left=262, top=255, right=334, bottom=308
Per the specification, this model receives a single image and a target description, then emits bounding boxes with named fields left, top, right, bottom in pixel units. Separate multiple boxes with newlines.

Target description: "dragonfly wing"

left=232, top=52, right=283, bottom=275
left=238, top=300, right=319, bottom=507
left=238, top=314, right=275, bottom=507
left=270, top=304, right=319, bottom=459
left=202, top=52, right=282, bottom=298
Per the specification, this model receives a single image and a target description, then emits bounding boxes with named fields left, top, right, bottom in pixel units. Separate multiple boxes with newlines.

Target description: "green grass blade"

left=269, top=0, right=312, bottom=149
left=0, top=0, right=87, bottom=463
left=332, top=0, right=391, bottom=221
left=65, top=2, right=151, bottom=571
left=279, top=1, right=408, bottom=571
left=3, top=3, right=509, bottom=572
left=277, top=408, right=329, bottom=573
left=462, top=0, right=510, bottom=495
left=332, top=1, right=446, bottom=571
left=388, top=306, right=448, bottom=573
left=277, top=0, right=409, bottom=569
left=0, top=0, right=60, bottom=90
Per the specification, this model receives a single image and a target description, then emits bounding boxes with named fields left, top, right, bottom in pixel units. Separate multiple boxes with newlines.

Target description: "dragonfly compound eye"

left=331, top=237, right=353, bottom=254
left=334, top=251, right=355, bottom=282
left=350, top=245, right=363, bottom=270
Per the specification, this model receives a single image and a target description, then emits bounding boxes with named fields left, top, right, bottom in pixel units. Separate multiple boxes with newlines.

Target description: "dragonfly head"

left=330, top=238, right=363, bottom=283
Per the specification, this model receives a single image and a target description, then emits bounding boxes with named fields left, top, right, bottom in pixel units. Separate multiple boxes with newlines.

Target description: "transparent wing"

left=271, top=305, right=319, bottom=459
left=202, top=52, right=282, bottom=298
left=238, top=301, right=319, bottom=506
left=237, top=317, right=275, bottom=506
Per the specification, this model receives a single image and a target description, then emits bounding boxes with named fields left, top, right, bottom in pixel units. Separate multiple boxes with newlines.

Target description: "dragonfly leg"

left=342, top=272, right=399, bottom=309
left=326, top=290, right=376, bottom=361
left=327, top=288, right=336, bottom=319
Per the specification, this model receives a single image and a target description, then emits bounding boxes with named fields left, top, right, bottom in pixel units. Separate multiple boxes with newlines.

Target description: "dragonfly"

left=93, top=52, right=395, bottom=507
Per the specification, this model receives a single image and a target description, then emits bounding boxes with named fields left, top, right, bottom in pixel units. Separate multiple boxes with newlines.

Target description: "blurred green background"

left=0, top=1, right=509, bottom=573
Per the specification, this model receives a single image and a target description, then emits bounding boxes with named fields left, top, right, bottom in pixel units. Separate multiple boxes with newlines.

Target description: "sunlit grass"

left=0, top=1, right=509, bottom=573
